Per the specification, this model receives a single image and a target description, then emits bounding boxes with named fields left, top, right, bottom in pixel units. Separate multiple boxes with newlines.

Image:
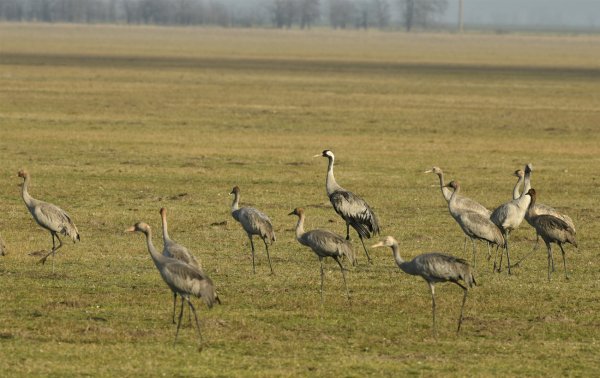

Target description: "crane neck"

left=142, top=227, right=165, bottom=269
left=389, top=241, right=406, bottom=268
left=294, top=213, right=306, bottom=240
left=448, top=183, right=460, bottom=207
left=325, top=156, right=342, bottom=195
left=231, top=191, right=240, bottom=212
left=20, top=175, right=34, bottom=207
left=526, top=192, right=537, bottom=218
left=513, top=175, right=524, bottom=200
left=523, top=168, right=532, bottom=195
left=436, top=172, right=452, bottom=202
left=160, top=212, right=171, bottom=242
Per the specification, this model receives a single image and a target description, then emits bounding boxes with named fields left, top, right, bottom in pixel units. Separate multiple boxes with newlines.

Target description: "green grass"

left=0, top=23, right=599, bottom=376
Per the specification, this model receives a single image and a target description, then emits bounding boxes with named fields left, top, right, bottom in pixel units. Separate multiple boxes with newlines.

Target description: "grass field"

left=1, top=23, right=599, bottom=376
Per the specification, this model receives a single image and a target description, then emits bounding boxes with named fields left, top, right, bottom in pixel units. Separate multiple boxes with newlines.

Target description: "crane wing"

left=329, top=190, right=380, bottom=238
left=301, top=229, right=354, bottom=263
left=164, top=261, right=218, bottom=308
left=34, top=201, right=79, bottom=240
left=236, top=207, right=276, bottom=242
left=164, top=242, right=201, bottom=270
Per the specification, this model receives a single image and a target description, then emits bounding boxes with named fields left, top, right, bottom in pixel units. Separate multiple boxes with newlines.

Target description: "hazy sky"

left=443, top=0, right=600, bottom=28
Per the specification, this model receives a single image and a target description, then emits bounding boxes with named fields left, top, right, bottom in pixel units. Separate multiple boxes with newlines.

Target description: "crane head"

left=230, top=186, right=240, bottom=195
left=288, top=207, right=304, bottom=217
left=525, top=163, right=533, bottom=173
left=371, top=236, right=398, bottom=249
left=313, top=150, right=333, bottom=159
left=424, top=166, right=442, bottom=174
left=444, top=180, right=459, bottom=190
left=17, top=169, right=29, bottom=179
left=525, top=188, right=536, bottom=197
left=124, top=222, right=150, bottom=234
left=513, top=169, right=524, bottom=178
left=159, top=207, right=167, bottom=216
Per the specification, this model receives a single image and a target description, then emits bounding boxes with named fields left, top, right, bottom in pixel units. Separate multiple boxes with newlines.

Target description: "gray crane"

left=160, top=207, right=202, bottom=324
left=445, top=181, right=505, bottom=267
left=425, top=166, right=491, bottom=254
left=18, top=169, right=80, bottom=268
left=289, top=207, right=355, bottom=301
left=230, top=186, right=275, bottom=274
left=511, top=167, right=576, bottom=269
left=489, top=164, right=532, bottom=274
left=371, top=236, right=476, bottom=337
left=524, top=189, right=578, bottom=280
left=316, top=150, right=380, bottom=264
left=125, top=222, right=220, bottom=351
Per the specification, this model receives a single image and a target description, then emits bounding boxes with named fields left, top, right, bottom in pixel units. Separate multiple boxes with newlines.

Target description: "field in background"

left=0, top=24, right=599, bottom=376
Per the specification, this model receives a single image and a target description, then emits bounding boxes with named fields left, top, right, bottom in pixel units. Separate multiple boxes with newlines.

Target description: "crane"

left=289, top=207, right=355, bottom=301
left=17, top=169, right=80, bottom=269
left=160, top=207, right=202, bottom=324
left=490, top=164, right=532, bottom=274
left=511, top=167, right=576, bottom=269
left=230, top=186, right=275, bottom=274
left=125, top=222, right=220, bottom=351
left=445, top=181, right=505, bottom=267
left=315, top=150, right=380, bottom=264
left=525, top=189, right=578, bottom=280
left=425, top=166, right=491, bottom=254
left=0, top=233, right=6, bottom=256
left=371, top=236, right=476, bottom=337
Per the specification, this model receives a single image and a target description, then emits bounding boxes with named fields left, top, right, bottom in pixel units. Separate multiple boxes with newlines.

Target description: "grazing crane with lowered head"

left=289, top=207, right=355, bottom=301
left=445, top=181, right=505, bottom=267
left=524, top=189, right=577, bottom=280
left=17, top=169, right=80, bottom=268
left=160, top=207, right=202, bottom=324
left=230, top=186, right=275, bottom=274
left=371, top=236, right=476, bottom=337
left=126, top=222, right=220, bottom=351
left=489, top=164, right=532, bottom=274
left=316, top=150, right=380, bottom=264
left=425, top=166, right=491, bottom=254
left=510, top=168, right=576, bottom=269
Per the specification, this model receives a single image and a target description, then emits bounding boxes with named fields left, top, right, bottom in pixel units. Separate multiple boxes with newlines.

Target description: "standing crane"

left=425, top=166, right=491, bottom=254
left=315, top=150, right=380, bottom=264
left=445, top=181, right=505, bottom=267
left=289, top=207, right=355, bottom=301
left=371, top=236, right=476, bottom=337
left=524, top=189, right=577, bottom=280
left=17, top=169, right=80, bottom=269
left=160, top=207, right=202, bottom=324
left=230, top=186, right=275, bottom=274
left=125, top=222, right=220, bottom=351
left=510, top=167, right=576, bottom=269
left=489, top=164, right=532, bottom=274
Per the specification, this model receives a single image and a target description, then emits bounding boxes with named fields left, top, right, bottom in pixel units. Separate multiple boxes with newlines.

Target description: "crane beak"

left=370, top=241, right=386, bottom=249
left=312, top=154, right=322, bottom=158
left=424, top=169, right=433, bottom=173
left=287, top=210, right=296, bottom=216
left=124, top=226, right=136, bottom=233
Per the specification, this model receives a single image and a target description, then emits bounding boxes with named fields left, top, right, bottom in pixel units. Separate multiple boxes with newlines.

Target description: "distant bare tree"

left=329, top=0, right=355, bottom=29
left=398, top=0, right=447, bottom=31
left=271, top=0, right=296, bottom=28
left=298, top=0, right=319, bottom=29
left=372, top=0, right=390, bottom=29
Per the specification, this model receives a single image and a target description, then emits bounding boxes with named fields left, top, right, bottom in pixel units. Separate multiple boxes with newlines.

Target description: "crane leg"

left=504, top=232, right=512, bottom=274
left=546, top=243, right=553, bottom=281
left=559, top=244, right=569, bottom=280
left=187, top=298, right=204, bottom=352
left=345, top=223, right=351, bottom=241
left=358, top=235, right=373, bottom=265
left=319, top=258, right=325, bottom=302
left=493, top=245, right=501, bottom=272
left=463, top=237, right=468, bottom=255
left=334, top=257, right=350, bottom=301
left=263, top=239, right=274, bottom=275
left=471, top=238, right=477, bottom=269
left=172, top=293, right=177, bottom=324
left=456, top=282, right=468, bottom=333
left=428, top=282, right=437, bottom=338
left=174, top=298, right=185, bottom=345
left=39, top=233, right=63, bottom=267
left=510, top=234, right=541, bottom=269
left=248, top=236, right=256, bottom=274
left=486, top=242, right=492, bottom=261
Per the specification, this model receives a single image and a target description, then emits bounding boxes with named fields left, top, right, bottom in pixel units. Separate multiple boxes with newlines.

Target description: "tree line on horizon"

left=0, top=0, right=448, bottom=31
